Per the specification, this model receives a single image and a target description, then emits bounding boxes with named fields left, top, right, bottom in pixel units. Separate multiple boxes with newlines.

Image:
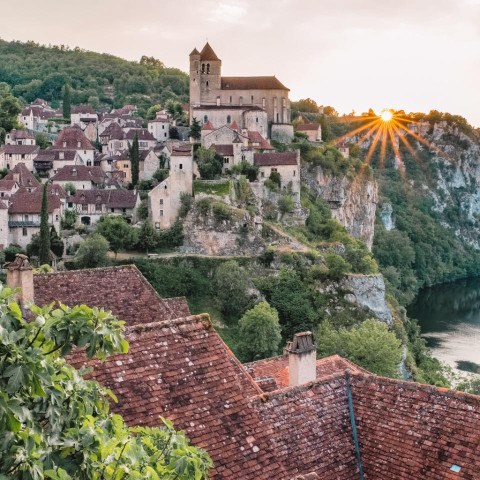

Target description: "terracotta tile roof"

left=296, top=123, right=320, bottom=131
left=71, top=105, right=97, bottom=115
left=125, top=129, right=156, bottom=141
left=202, top=121, right=214, bottom=130
left=1, top=144, right=39, bottom=155
left=68, top=189, right=138, bottom=209
left=193, top=105, right=264, bottom=111
left=190, top=47, right=200, bottom=56
left=200, top=42, right=220, bottom=61
left=48, top=184, right=67, bottom=199
left=254, top=151, right=298, bottom=166
left=8, top=188, right=61, bottom=214
left=248, top=131, right=274, bottom=150
left=171, top=146, right=192, bottom=156
left=214, top=144, right=234, bottom=156
left=51, top=165, right=105, bottom=183
left=0, top=180, right=17, bottom=191
left=54, top=128, right=94, bottom=150
left=8, top=129, right=34, bottom=140
left=34, top=265, right=189, bottom=324
left=229, top=121, right=240, bottom=130
left=221, top=76, right=289, bottom=91
left=3, top=163, right=41, bottom=188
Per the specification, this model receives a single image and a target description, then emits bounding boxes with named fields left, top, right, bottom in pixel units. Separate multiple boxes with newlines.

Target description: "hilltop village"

left=2, top=42, right=480, bottom=479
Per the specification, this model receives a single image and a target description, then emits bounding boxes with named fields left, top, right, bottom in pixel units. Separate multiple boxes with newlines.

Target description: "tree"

left=96, top=216, right=133, bottom=259
left=153, top=168, right=169, bottom=183
left=138, top=221, right=157, bottom=254
left=196, top=146, right=223, bottom=180
left=325, top=252, right=351, bottom=280
left=213, top=260, right=251, bottom=319
left=0, top=83, right=21, bottom=133
left=189, top=117, right=201, bottom=141
left=0, top=287, right=212, bottom=479
left=278, top=194, right=294, bottom=216
left=316, top=318, right=403, bottom=378
left=34, top=132, right=49, bottom=149
left=291, top=98, right=319, bottom=113
left=63, top=182, right=76, bottom=195
left=129, top=133, right=140, bottom=186
left=39, top=183, right=50, bottom=265
left=75, top=233, right=110, bottom=269
left=238, top=302, right=282, bottom=362
left=62, top=83, right=71, bottom=119
left=146, top=104, right=163, bottom=120
left=137, top=199, right=149, bottom=220
left=62, top=209, right=77, bottom=229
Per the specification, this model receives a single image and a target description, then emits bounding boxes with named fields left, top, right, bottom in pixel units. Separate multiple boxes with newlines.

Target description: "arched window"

left=227, top=115, right=231, bottom=124
left=207, top=63, right=210, bottom=74
left=203, top=115, right=208, bottom=123
left=201, top=63, right=205, bottom=73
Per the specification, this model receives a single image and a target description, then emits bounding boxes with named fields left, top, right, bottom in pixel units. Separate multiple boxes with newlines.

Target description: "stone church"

left=189, top=43, right=293, bottom=142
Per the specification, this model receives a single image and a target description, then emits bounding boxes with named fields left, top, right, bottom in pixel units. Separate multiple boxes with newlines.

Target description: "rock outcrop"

left=301, top=164, right=378, bottom=249
left=341, top=274, right=394, bottom=325
left=380, top=203, right=395, bottom=230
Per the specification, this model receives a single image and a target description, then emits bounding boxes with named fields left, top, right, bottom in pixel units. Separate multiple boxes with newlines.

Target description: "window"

left=239, top=96, right=243, bottom=106
left=22, top=227, right=27, bottom=236
left=124, top=164, right=129, bottom=168
left=261, top=171, right=265, bottom=178
left=164, top=185, right=167, bottom=189
left=230, top=96, right=232, bottom=104
left=63, top=141, right=67, bottom=147
left=256, top=117, right=258, bottom=123
left=206, top=63, right=210, bottom=74
left=21, top=154, right=25, bottom=159
left=111, top=208, right=114, bottom=213
left=224, top=158, right=229, bottom=164
left=162, top=125, right=164, bottom=129
left=262, top=98, right=266, bottom=108
left=122, top=208, right=126, bottom=213
left=77, top=141, right=81, bottom=148
left=201, top=63, right=205, bottom=73
left=82, top=204, right=88, bottom=212
left=251, top=95, right=254, bottom=104
left=216, top=96, right=220, bottom=106
left=276, top=113, right=279, bottom=122
left=293, top=170, right=296, bottom=176
left=160, top=210, right=164, bottom=216
left=203, top=115, right=208, bottom=123
left=206, top=81, right=209, bottom=87
left=242, top=155, right=246, bottom=161
left=179, top=163, right=183, bottom=170
left=55, top=214, right=59, bottom=221
left=160, top=199, right=163, bottom=205
left=227, top=115, right=231, bottom=124
left=272, top=168, right=278, bottom=172
left=95, top=203, right=101, bottom=211
left=25, top=215, right=29, bottom=221
left=68, top=202, right=73, bottom=208
left=155, top=222, right=160, bottom=229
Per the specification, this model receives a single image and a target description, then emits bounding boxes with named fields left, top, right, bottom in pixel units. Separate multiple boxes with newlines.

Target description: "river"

left=408, top=277, right=480, bottom=374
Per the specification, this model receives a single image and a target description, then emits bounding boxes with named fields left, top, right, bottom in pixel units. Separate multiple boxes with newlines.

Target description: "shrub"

left=197, top=198, right=211, bottom=215
left=264, top=178, right=279, bottom=192
left=269, top=170, right=281, bottom=188
left=75, top=234, right=110, bottom=269
left=153, top=168, right=169, bottom=183
left=325, top=252, right=351, bottom=279
left=62, top=209, right=77, bottom=229
left=63, top=182, right=76, bottom=195
left=212, top=202, right=231, bottom=222
left=3, top=244, right=25, bottom=262
left=278, top=194, right=294, bottom=215
left=179, top=192, right=193, bottom=217
left=137, top=199, right=149, bottom=220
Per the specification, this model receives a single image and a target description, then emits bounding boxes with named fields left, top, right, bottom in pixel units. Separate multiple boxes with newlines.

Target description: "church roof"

left=221, top=76, right=289, bottom=91
left=202, top=120, right=215, bottom=130
left=190, top=47, right=200, bottom=56
left=200, top=42, right=220, bottom=61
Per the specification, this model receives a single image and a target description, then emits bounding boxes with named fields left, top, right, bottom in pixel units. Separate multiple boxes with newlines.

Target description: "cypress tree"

left=63, top=84, right=71, bottom=120
left=39, top=183, right=50, bottom=265
left=189, top=117, right=201, bottom=141
left=129, top=133, right=140, bottom=186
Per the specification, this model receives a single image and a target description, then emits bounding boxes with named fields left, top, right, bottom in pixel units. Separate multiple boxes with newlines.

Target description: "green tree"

left=325, top=252, right=351, bottom=280
left=213, top=260, right=251, bottom=319
left=316, top=318, right=403, bottom=378
left=138, top=221, right=157, bottom=253
left=75, top=233, right=110, bottom=269
left=62, top=209, right=77, bottom=229
left=34, top=132, right=49, bottom=149
left=137, top=199, right=149, bottom=220
left=291, top=98, right=319, bottom=113
left=96, top=216, right=133, bottom=259
left=63, top=182, right=76, bottom=195
left=0, top=83, right=21, bottom=132
left=0, top=288, right=212, bottom=479
left=196, top=146, right=223, bottom=180
left=238, top=302, right=282, bottom=362
left=189, top=117, right=201, bottom=141
left=146, top=104, right=163, bottom=120
left=129, top=134, right=140, bottom=186
left=278, top=194, right=294, bottom=216
left=39, top=183, right=50, bottom=265
left=62, top=83, right=71, bottom=119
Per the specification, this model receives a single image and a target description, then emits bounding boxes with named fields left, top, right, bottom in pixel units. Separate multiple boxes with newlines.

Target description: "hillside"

left=0, top=38, right=189, bottom=116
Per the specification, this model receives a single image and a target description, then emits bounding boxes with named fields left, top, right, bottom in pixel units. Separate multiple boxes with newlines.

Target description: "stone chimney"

left=6, top=254, right=34, bottom=307
left=287, top=332, right=317, bottom=387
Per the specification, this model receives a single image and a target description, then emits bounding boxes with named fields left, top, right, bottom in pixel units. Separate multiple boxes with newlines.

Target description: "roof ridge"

left=126, top=313, right=212, bottom=334
left=34, top=264, right=138, bottom=277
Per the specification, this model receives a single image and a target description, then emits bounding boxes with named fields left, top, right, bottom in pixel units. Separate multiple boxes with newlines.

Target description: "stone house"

left=125, top=129, right=157, bottom=150
left=51, top=165, right=106, bottom=191
left=70, top=105, right=98, bottom=132
left=34, top=150, right=83, bottom=178
left=67, top=189, right=140, bottom=226
left=254, top=150, right=301, bottom=199
left=0, top=144, right=39, bottom=170
left=296, top=123, right=322, bottom=142
left=2, top=163, right=41, bottom=191
left=112, top=151, right=132, bottom=186
left=148, top=110, right=171, bottom=142
left=140, top=149, right=160, bottom=181
left=52, top=127, right=95, bottom=165
left=148, top=146, right=193, bottom=230
left=5, top=129, right=35, bottom=146
left=99, top=122, right=125, bottom=153
left=189, top=43, right=293, bottom=141
left=0, top=180, right=19, bottom=200
left=338, top=141, right=350, bottom=158
left=18, top=105, right=60, bottom=131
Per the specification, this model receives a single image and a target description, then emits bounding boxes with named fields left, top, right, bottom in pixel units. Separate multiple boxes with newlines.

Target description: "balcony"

left=8, top=220, right=41, bottom=227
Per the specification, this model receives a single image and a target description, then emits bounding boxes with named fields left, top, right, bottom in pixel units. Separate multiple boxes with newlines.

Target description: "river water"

left=408, top=277, right=480, bottom=373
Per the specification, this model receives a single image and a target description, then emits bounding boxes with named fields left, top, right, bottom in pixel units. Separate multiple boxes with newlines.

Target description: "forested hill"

left=0, top=38, right=189, bottom=116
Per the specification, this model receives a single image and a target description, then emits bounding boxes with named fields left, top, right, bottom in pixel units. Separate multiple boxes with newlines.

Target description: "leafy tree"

left=138, top=199, right=149, bottom=220
left=325, top=252, right=351, bottom=279
left=62, top=83, right=71, bottom=119
left=34, top=132, right=49, bottom=149
left=316, top=318, right=403, bottom=378
left=39, top=183, right=50, bottom=265
left=50, top=227, right=64, bottom=258
left=138, top=221, right=157, bottom=253
left=153, top=168, right=169, bottom=183
left=62, top=209, right=77, bottom=229
left=0, top=83, right=21, bottom=132
left=75, top=233, right=110, bottom=269
left=129, top=134, right=140, bottom=186
left=3, top=244, right=25, bottom=262
left=278, top=194, right=294, bottom=215
left=146, top=104, right=163, bottom=120
left=196, top=147, right=223, bottom=180
left=291, top=98, right=319, bottom=114
left=238, top=302, right=282, bottom=362
left=179, top=193, right=193, bottom=218
left=0, top=288, right=212, bottom=479
left=96, top=216, right=134, bottom=259
left=213, top=260, right=251, bottom=320
left=157, top=221, right=184, bottom=250
left=189, top=117, right=201, bottom=141
left=269, top=171, right=281, bottom=188
left=63, top=182, right=76, bottom=195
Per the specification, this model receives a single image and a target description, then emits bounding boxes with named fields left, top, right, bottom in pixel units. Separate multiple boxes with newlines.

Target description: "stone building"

left=296, top=123, right=322, bottom=142
left=148, top=146, right=193, bottom=230
left=51, top=165, right=106, bottom=191
left=189, top=43, right=293, bottom=142
left=148, top=110, right=171, bottom=142
left=0, top=144, right=39, bottom=171
left=5, top=129, right=35, bottom=146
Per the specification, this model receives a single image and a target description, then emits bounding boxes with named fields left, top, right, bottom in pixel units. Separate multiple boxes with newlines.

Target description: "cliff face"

left=301, top=164, right=378, bottom=249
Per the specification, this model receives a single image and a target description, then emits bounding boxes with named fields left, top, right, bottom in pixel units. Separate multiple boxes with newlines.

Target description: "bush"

left=269, top=171, right=281, bottom=188
left=158, top=221, right=184, bottom=250
left=196, top=146, right=223, bottom=179
left=62, top=209, right=77, bottom=229
left=3, top=244, right=25, bottom=262
left=152, top=168, right=169, bottom=183
left=325, top=252, right=351, bottom=279
left=196, top=198, right=211, bottom=216
left=230, top=161, right=258, bottom=182
left=179, top=192, right=193, bottom=217
left=264, top=178, right=279, bottom=193
left=63, top=182, right=76, bottom=195
left=137, top=199, right=149, bottom=220
left=212, top=202, right=231, bottom=222
left=75, top=233, right=110, bottom=269
left=278, top=194, right=294, bottom=215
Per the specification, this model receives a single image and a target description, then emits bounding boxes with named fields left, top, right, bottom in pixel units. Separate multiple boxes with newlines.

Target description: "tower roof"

left=200, top=42, right=220, bottom=61
left=189, top=47, right=200, bottom=56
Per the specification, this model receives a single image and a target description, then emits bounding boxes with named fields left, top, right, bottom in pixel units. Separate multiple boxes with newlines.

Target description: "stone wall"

left=271, top=124, right=294, bottom=143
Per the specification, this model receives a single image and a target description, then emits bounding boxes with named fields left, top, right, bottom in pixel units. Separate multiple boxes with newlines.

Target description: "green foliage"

left=196, top=147, right=223, bottom=180
left=146, top=103, right=163, bottom=120
left=456, top=375, right=480, bottom=395
left=269, top=171, right=281, bottom=188
left=229, top=161, right=258, bottom=182
left=157, top=221, right=184, bottom=250
left=96, top=216, right=136, bottom=258
left=178, top=193, right=193, bottom=218
left=0, top=39, right=189, bottom=115
left=0, top=289, right=212, bottom=479
left=62, top=83, right=71, bottom=119
left=264, top=178, right=279, bottom=193
left=316, top=318, right=403, bottom=378
left=137, top=199, right=149, bottom=220
left=237, top=302, right=282, bottom=362
left=304, top=145, right=366, bottom=179
left=75, top=233, right=110, bottom=269
left=129, top=134, right=140, bottom=186
left=189, top=117, right=202, bottom=141
left=62, top=209, right=77, bottom=230
left=63, top=181, right=76, bottom=195
left=34, top=132, right=50, bottom=149
left=278, top=194, right=294, bottom=216
left=212, top=202, right=231, bottom=222
left=194, top=180, right=231, bottom=197
left=196, top=198, right=212, bottom=216
left=324, top=251, right=351, bottom=279
left=213, top=260, right=251, bottom=320
left=153, top=168, right=169, bottom=183
left=3, top=244, right=25, bottom=262
left=137, top=221, right=157, bottom=253
left=291, top=98, right=319, bottom=114
left=0, top=83, right=21, bottom=135
left=39, top=183, right=50, bottom=265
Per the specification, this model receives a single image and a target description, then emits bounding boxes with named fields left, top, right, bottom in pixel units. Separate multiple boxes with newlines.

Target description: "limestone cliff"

left=301, top=164, right=378, bottom=249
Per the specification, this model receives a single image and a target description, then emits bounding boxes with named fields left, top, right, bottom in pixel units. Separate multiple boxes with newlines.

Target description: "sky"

left=1, top=0, right=479, bottom=126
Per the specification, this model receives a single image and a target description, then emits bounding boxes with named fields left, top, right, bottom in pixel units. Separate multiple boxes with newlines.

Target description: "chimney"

left=287, top=332, right=317, bottom=387
left=6, top=254, right=34, bottom=307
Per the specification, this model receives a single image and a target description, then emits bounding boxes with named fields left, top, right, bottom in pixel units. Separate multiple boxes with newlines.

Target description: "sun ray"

left=335, top=118, right=381, bottom=145
left=364, top=124, right=383, bottom=166
left=337, top=115, right=379, bottom=124
left=387, top=123, right=406, bottom=177
left=391, top=121, right=421, bottom=161
left=356, top=119, right=382, bottom=148
left=380, top=123, right=388, bottom=168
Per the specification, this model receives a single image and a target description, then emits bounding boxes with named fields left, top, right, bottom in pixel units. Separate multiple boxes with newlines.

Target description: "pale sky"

left=1, top=0, right=479, bottom=126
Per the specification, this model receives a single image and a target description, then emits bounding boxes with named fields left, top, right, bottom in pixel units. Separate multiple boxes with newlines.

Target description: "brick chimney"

left=287, top=332, right=317, bottom=387
left=7, top=254, right=34, bottom=307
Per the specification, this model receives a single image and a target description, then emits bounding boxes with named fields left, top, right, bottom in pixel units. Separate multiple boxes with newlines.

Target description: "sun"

left=380, top=109, right=393, bottom=122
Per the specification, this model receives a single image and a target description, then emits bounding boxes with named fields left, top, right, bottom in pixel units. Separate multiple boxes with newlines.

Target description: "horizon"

left=1, top=0, right=479, bottom=127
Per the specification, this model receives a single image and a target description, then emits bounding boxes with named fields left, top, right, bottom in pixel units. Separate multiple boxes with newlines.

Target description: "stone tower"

left=189, top=48, right=201, bottom=109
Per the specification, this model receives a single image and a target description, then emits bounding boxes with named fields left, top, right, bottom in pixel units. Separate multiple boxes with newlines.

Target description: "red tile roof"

left=200, top=42, right=220, bottom=61
left=51, top=165, right=105, bottom=183
left=202, top=121, right=214, bottom=130
left=229, top=121, right=240, bottom=130
left=68, top=189, right=138, bottom=209
left=248, top=131, right=274, bottom=150
left=54, top=128, right=94, bottom=150
left=125, top=129, right=156, bottom=141
left=71, top=105, right=97, bottom=115
left=214, top=144, right=234, bottom=156
left=2, top=163, right=41, bottom=188
left=1, top=144, right=39, bottom=155
left=8, top=188, right=61, bottom=214
left=8, top=129, right=34, bottom=140
left=254, top=151, right=298, bottom=166
left=221, top=76, right=289, bottom=91
left=296, top=123, right=320, bottom=131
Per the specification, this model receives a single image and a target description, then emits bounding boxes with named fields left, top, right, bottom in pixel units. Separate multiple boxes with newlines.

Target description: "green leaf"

left=4, top=365, right=25, bottom=393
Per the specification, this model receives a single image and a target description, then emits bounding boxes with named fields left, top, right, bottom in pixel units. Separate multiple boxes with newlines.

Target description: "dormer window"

left=251, top=95, right=254, bottom=104
left=63, top=141, right=67, bottom=147
left=77, top=141, right=81, bottom=148
left=72, top=168, right=77, bottom=176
